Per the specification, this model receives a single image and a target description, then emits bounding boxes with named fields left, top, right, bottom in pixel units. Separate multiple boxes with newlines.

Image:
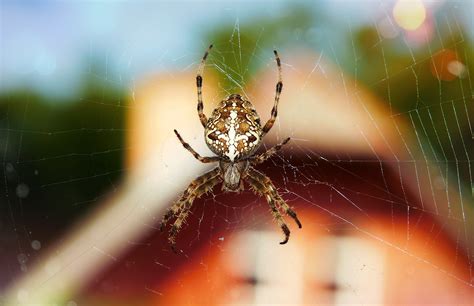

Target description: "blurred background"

left=1, top=0, right=473, bottom=305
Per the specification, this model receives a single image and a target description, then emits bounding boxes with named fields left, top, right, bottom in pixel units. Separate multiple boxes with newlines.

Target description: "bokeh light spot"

left=17, top=253, right=28, bottom=264
left=430, top=49, right=459, bottom=81
left=393, top=0, right=426, bottom=31
left=31, top=240, right=42, bottom=251
left=16, top=183, right=30, bottom=199
left=447, top=60, right=466, bottom=78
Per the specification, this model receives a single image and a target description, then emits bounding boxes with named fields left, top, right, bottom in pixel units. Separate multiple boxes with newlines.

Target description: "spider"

left=160, top=45, right=301, bottom=252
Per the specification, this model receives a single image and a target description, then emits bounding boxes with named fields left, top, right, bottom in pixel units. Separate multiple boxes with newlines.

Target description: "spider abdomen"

left=205, top=94, right=262, bottom=161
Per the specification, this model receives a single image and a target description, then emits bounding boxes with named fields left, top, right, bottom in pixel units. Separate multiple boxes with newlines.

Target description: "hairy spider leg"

left=245, top=167, right=301, bottom=244
left=248, top=167, right=301, bottom=229
left=174, top=129, right=220, bottom=163
left=160, top=167, right=220, bottom=232
left=261, top=50, right=283, bottom=136
left=245, top=170, right=290, bottom=244
left=197, top=44, right=213, bottom=128
left=167, top=169, right=222, bottom=252
left=250, top=137, right=291, bottom=165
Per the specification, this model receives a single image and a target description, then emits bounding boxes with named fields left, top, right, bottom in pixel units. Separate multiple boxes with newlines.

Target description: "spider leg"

left=248, top=167, right=301, bottom=228
left=245, top=167, right=301, bottom=244
left=160, top=167, right=220, bottom=231
left=249, top=137, right=290, bottom=165
left=161, top=167, right=222, bottom=252
left=174, top=129, right=220, bottom=163
left=245, top=172, right=290, bottom=244
left=247, top=167, right=301, bottom=229
left=271, top=187, right=302, bottom=229
left=261, top=50, right=283, bottom=137
left=197, top=44, right=213, bottom=128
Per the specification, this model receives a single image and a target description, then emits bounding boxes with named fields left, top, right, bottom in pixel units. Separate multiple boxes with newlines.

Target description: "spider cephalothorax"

left=161, top=45, right=301, bottom=252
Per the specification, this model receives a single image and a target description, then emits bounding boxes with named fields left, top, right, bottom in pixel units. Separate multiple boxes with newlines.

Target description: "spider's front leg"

left=160, top=167, right=221, bottom=252
left=249, top=137, right=291, bottom=165
left=174, top=129, right=220, bottom=163
left=245, top=167, right=301, bottom=244
left=261, top=50, right=283, bottom=137
left=196, top=44, right=213, bottom=127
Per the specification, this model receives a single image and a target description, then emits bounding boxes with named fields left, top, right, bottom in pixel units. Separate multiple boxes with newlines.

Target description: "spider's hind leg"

left=245, top=167, right=301, bottom=244
left=265, top=193, right=291, bottom=245
left=161, top=167, right=222, bottom=252
left=274, top=192, right=302, bottom=229
left=160, top=199, right=186, bottom=232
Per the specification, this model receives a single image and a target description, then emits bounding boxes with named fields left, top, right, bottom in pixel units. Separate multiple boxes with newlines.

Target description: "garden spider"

left=160, top=45, right=301, bottom=252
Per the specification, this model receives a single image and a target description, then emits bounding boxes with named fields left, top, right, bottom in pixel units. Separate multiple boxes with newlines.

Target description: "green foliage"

left=0, top=81, right=126, bottom=231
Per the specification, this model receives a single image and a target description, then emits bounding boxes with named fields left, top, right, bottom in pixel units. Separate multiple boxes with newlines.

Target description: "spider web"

left=1, top=0, right=473, bottom=304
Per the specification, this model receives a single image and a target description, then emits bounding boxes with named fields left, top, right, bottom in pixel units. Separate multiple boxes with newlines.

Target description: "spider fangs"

left=161, top=45, right=302, bottom=252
